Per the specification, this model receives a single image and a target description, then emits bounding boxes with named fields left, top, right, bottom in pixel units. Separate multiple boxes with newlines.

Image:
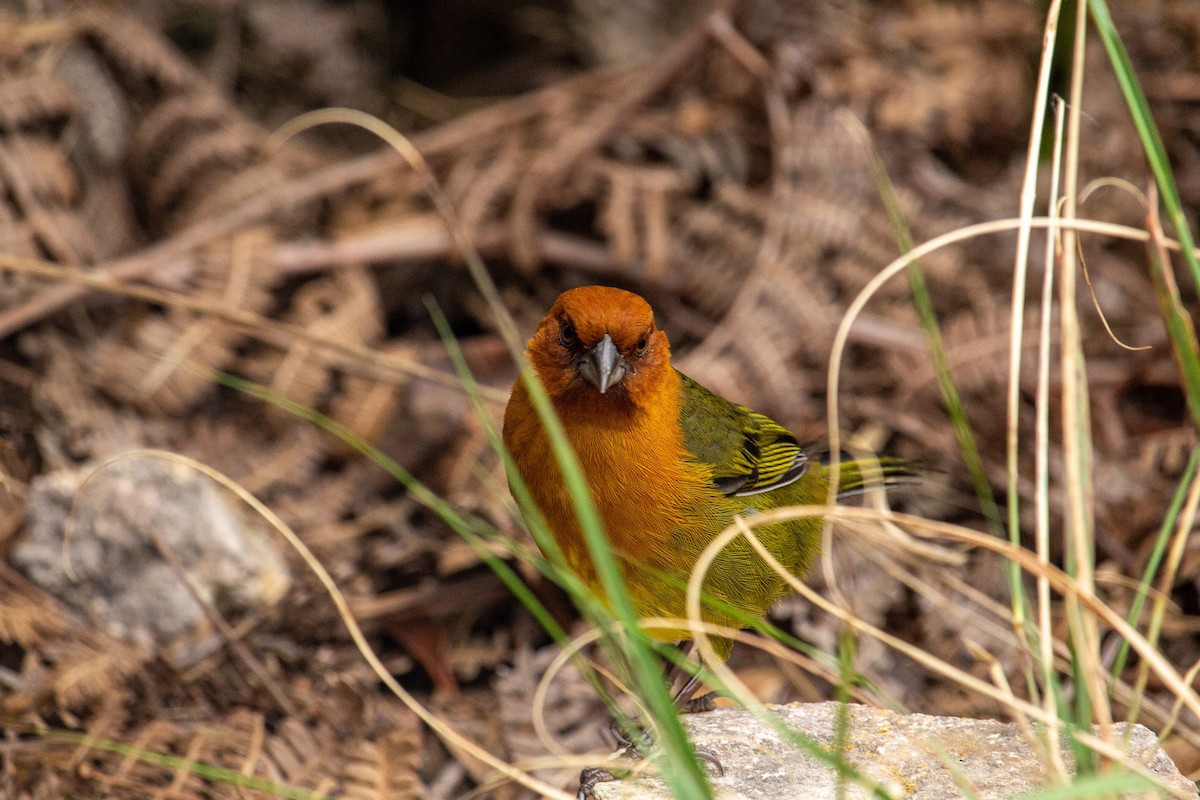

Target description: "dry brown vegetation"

left=1, top=1, right=1199, bottom=797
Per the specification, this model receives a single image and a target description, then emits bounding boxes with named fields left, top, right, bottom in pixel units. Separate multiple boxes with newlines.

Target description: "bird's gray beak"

left=579, top=333, right=627, bottom=393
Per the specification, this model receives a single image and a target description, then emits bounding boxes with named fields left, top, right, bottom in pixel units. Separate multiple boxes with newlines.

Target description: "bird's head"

left=527, top=286, right=671, bottom=407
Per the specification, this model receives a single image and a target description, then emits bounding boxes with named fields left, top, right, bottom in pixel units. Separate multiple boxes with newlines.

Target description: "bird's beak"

left=578, top=333, right=627, bottom=394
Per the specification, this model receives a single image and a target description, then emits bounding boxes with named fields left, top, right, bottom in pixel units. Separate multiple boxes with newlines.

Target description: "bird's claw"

left=608, top=720, right=646, bottom=757
left=577, top=766, right=615, bottom=800
left=696, top=746, right=725, bottom=777
left=575, top=722, right=646, bottom=798
left=679, top=690, right=720, bottom=714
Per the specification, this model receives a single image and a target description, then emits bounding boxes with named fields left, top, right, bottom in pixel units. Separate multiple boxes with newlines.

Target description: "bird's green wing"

left=677, top=371, right=807, bottom=497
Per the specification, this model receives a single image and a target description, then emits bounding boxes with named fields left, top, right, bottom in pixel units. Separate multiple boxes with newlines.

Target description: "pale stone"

left=14, top=457, right=290, bottom=666
left=592, top=702, right=1197, bottom=799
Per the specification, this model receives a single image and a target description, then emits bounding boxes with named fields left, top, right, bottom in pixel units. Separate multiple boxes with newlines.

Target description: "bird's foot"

left=576, top=737, right=640, bottom=800
left=679, top=690, right=720, bottom=714
left=575, top=721, right=723, bottom=797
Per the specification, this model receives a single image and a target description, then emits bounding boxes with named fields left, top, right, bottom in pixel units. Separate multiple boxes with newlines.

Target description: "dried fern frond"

left=1, top=136, right=78, bottom=202
left=77, top=9, right=203, bottom=92
left=0, top=568, right=71, bottom=647
left=242, top=265, right=383, bottom=425
left=0, top=564, right=144, bottom=713
left=336, top=724, right=424, bottom=800
left=25, top=333, right=150, bottom=464
left=0, top=74, right=76, bottom=130
left=0, top=136, right=97, bottom=264
left=594, top=160, right=689, bottom=277
left=130, top=91, right=268, bottom=230
left=89, top=228, right=278, bottom=416
left=327, top=343, right=410, bottom=452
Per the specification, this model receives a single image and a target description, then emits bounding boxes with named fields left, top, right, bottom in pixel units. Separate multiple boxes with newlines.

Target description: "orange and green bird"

left=502, top=285, right=884, bottom=675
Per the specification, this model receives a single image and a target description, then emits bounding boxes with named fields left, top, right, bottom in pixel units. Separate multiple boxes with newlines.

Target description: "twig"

left=270, top=216, right=614, bottom=278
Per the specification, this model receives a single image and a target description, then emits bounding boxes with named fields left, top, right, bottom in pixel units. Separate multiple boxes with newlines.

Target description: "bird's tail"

left=816, top=451, right=918, bottom=499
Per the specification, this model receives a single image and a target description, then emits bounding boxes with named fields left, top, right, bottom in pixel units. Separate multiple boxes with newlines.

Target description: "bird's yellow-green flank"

left=503, top=285, right=883, bottom=659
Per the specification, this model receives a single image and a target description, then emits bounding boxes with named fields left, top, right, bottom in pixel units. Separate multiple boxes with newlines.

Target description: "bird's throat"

left=551, top=370, right=705, bottom=570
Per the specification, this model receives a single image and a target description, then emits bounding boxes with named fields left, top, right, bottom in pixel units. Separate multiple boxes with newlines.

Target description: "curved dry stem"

left=682, top=504, right=1200, bottom=798
left=0, top=251, right=495, bottom=401
left=1065, top=185, right=1154, bottom=352
left=706, top=505, right=1200, bottom=722
left=531, top=626, right=641, bottom=759
left=819, top=215, right=1179, bottom=679
left=1159, top=657, right=1200, bottom=758
left=1079, top=176, right=1150, bottom=208
left=269, top=106, right=529, bottom=361
left=531, top=611, right=889, bottom=765
left=73, top=449, right=572, bottom=800
left=825, top=214, right=1181, bottom=477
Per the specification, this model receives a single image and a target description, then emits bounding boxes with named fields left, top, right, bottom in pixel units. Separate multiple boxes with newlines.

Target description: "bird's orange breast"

left=502, top=369, right=715, bottom=588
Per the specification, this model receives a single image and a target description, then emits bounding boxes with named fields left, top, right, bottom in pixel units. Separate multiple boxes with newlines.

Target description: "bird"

left=502, top=285, right=898, bottom=697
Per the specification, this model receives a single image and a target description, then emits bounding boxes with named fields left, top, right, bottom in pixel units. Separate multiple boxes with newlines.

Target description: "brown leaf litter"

left=0, top=1, right=1198, bottom=796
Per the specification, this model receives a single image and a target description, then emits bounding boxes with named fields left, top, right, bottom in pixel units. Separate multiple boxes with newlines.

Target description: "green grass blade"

left=1015, top=769, right=1158, bottom=800
left=424, top=307, right=578, bottom=637
left=1145, top=212, right=1200, bottom=430
left=267, top=109, right=706, bottom=797
left=861, top=137, right=1005, bottom=540
left=42, top=728, right=333, bottom=799
left=511, top=361, right=711, bottom=797
left=1110, top=446, right=1200, bottom=689
left=860, top=136, right=1024, bottom=654
left=214, top=364, right=641, bottom=732
left=1089, top=0, right=1200, bottom=302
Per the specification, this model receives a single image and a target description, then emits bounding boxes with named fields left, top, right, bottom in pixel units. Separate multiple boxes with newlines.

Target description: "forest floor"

left=2, top=1, right=1199, bottom=797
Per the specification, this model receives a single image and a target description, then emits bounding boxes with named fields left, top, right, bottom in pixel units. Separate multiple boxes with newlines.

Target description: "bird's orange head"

left=526, top=285, right=672, bottom=409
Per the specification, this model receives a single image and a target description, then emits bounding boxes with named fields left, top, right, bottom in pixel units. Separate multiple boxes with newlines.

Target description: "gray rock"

left=593, top=702, right=1197, bottom=799
left=13, top=456, right=290, bottom=665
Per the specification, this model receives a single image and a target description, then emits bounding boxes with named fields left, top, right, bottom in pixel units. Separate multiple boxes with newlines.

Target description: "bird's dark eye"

left=559, top=321, right=577, bottom=347
left=634, top=336, right=648, bottom=357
